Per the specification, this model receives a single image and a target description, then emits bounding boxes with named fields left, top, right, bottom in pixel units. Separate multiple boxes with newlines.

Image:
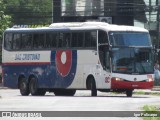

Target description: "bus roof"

left=5, top=22, right=148, bottom=33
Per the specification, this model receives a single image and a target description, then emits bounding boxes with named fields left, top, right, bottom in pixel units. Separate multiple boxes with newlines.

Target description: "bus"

left=2, top=22, right=154, bottom=97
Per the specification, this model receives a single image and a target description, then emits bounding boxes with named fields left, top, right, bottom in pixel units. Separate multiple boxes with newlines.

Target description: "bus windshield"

left=109, top=32, right=152, bottom=47
left=111, top=48, right=154, bottom=74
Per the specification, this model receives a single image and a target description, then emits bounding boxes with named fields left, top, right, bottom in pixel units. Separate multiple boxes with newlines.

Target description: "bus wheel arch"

left=86, top=75, right=97, bottom=96
left=18, top=75, right=30, bottom=96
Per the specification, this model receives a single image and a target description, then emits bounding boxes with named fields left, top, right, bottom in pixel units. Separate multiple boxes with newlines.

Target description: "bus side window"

left=52, top=33, right=58, bottom=48
left=4, top=33, right=12, bottom=50
left=63, top=33, right=71, bottom=47
left=78, top=32, right=84, bottom=47
left=21, top=34, right=32, bottom=50
left=46, top=33, right=52, bottom=48
left=58, top=33, right=63, bottom=48
left=85, top=32, right=91, bottom=47
left=46, top=33, right=57, bottom=49
left=13, top=33, right=21, bottom=50
left=33, top=34, right=39, bottom=49
left=90, top=31, right=97, bottom=47
left=71, top=32, right=78, bottom=47
left=85, top=31, right=97, bottom=48
left=71, top=32, right=84, bottom=48
left=39, top=34, right=45, bottom=49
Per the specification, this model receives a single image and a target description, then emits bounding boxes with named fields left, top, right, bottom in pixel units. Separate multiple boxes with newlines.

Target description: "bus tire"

left=126, top=90, right=133, bottom=97
left=87, top=77, right=97, bottom=96
left=91, top=79, right=97, bottom=96
left=29, top=77, right=39, bottom=96
left=38, top=89, right=46, bottom=96
left=19, top=78, right=30, bottom=96
left=54, top=89, right=76, bottom=96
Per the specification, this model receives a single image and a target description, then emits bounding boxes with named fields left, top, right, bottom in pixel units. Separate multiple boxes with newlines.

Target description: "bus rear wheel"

left=19, top=78, right=30, bottom=96
left=29, top=77, right=46, bottom=96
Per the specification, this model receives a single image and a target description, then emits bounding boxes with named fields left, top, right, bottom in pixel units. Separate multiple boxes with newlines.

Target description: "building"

left=53, top=0, right=160, bottom=48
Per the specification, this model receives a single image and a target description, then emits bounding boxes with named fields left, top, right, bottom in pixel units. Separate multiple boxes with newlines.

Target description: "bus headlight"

left=111, top=77, right=124, bottom=81
left=148, top=78, right=153, bottom=82
left=147, top=75, right=153, bottom=82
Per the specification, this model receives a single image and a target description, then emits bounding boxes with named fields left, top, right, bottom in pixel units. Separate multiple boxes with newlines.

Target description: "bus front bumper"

left=111, top=80, right=154, bottom=89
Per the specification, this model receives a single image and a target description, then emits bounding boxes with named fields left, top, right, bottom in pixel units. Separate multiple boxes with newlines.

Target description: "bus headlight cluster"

left=148, top=78, right=153, bottom=82
left=112, top=77, right=124, bottom=81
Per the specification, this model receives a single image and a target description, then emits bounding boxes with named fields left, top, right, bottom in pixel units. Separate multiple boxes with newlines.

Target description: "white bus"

left=2, top=22, right=154, bottom=97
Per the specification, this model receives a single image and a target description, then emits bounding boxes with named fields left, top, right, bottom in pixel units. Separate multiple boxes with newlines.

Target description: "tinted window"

left=58, top=33, right=62, bottom=48
left=98, top=30, right=108, bottom=45
left=46, top=33, right=58, bottom=48
left=13, top=33, right=21, bottom=50
left=21, top=34, right=32, bottom=49
left=33, top=33, right=45, bottom=49
left=85, top=31, right=97, bottom=47
left=109, top=32, right=151, bottom=46
left=71, top=32, right=84, bottom=47
left=4, top=33, right=12, bottom=50
left=63, top=33, right=71, bottom=47
left=39, top=34, right=45, bottom=48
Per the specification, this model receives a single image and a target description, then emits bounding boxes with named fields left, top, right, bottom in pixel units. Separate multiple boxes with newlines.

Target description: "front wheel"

left=19, top=78, right=30, bottom=96
left=87, top=77, right=97, bottom=96
left=126, top=90, right=133, bottom=97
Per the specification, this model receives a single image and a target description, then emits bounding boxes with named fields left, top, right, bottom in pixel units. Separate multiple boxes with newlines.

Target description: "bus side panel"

left=2, top=50, right=78, bottom=89
left=3, top=65, right=18, bottom=89
left=68, top=50, right=99, bottom=89
left=51, top=50, right=77, bottom=88
left=68, top=50, right=111, bottom=89
left=2, top=50, right=53, bottom=88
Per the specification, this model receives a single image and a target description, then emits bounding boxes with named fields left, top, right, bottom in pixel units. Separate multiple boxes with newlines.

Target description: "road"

left=0, top=89, right=160, bottom=120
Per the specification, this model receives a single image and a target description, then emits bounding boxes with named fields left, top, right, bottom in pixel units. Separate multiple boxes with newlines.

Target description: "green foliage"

left=143, top=105, right=160, bottom=120
left=0, top=0, right=11, bottom=44
left=4, top=0, right=52, bottom=25
left=143, top=105, right=158, bottom=111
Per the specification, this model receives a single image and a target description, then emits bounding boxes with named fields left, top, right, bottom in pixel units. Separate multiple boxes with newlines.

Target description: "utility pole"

left=156, top=0, right=160, bottom=48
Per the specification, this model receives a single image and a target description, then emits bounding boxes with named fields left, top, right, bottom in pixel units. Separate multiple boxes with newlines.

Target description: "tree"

left=0, top=0, right=11, bottom=42
left=4, top=0, right=52, bottom=25
left=0, top=0, right=11, bottom=63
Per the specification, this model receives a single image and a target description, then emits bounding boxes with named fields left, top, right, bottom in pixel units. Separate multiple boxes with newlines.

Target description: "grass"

left=134, top=91, right=160, bottom=96
left=134, top=91, right=146, bottom=95
left=142, top=105, right=160, bottom=120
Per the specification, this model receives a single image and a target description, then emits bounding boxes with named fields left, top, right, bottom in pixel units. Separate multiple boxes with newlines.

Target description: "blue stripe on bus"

left=3, top=50, right=77, bottom=89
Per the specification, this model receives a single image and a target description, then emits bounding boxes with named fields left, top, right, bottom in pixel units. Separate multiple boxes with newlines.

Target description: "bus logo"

left=56, top=50, right=72, bottom=77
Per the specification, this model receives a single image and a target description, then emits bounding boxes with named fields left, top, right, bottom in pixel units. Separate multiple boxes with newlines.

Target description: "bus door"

left=98, top=30, right=111, bottom=88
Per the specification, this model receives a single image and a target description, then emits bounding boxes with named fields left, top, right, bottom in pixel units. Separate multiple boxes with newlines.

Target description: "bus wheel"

left=54, top=89, right=76, bottom=96
left=126, top=90, right=133, bottom=97
left=38, top=89, right=46, bottom=96
left=66, top=89, right=76, bottom=96
left=19, top=78, right=30, bottom=96
left=87, top=77, right=97, bottom=96
left=29, top=77, right=39, bottom=96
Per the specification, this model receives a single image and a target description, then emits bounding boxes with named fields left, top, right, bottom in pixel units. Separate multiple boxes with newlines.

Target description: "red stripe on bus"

left=111, top=79, right=154, bottom=89
left=2, top=62, right=51, bottom=66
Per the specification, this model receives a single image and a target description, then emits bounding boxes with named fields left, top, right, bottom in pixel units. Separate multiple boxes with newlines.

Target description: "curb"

left=152, top=86, right=160, bottom=91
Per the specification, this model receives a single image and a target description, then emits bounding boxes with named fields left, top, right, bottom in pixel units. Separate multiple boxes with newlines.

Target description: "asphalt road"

left=0, top=89, right=160, bottom=120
